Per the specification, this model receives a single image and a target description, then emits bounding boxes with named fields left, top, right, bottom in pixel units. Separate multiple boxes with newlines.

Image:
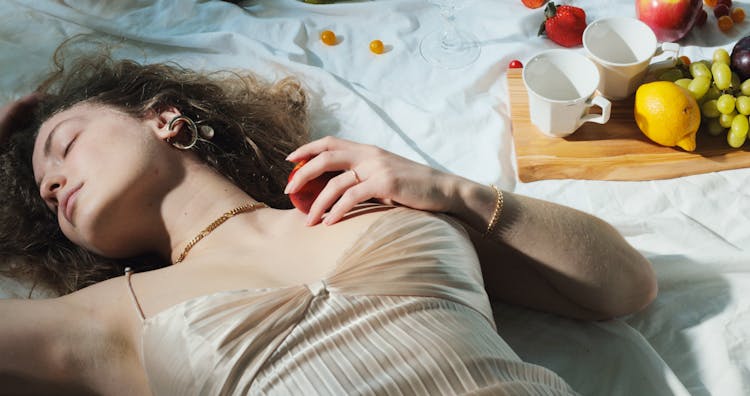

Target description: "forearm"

left=445, top=177, right=657, bottom=318
left=285, top=136, right=656, bottom=318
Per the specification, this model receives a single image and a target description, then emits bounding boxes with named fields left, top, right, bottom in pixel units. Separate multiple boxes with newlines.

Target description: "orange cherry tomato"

left=718, top=15, right=734, bottom=32
left=369, top=40, right=384, bottom=54
left=320, top=30, right=337, bottom=46
left=732, top=7, right=746, bottom=24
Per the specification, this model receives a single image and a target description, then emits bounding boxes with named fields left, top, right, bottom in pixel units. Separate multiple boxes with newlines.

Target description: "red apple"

left=287, top=160, right=339, bottom=214
left=636, top=0, right=703, bottom=42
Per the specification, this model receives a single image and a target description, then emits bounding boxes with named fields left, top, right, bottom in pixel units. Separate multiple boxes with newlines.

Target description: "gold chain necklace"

left=174, top=201, right=268, bottom=264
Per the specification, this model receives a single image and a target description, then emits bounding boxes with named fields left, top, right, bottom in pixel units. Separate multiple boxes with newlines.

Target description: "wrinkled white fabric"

left=2, top=1, right=749, bottom=395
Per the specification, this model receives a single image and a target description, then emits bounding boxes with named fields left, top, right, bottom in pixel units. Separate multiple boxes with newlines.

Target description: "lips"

left=59, top=183, right=82, bottom=225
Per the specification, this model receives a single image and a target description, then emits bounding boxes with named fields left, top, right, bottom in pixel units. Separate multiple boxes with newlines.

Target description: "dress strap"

left=124, top=267, right=146, bottom=321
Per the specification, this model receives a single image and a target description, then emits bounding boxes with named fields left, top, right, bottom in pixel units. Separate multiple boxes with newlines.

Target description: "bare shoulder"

left=0, top=275, right=150, bottom=394
left=60, top=274, right=139, bottom=323
left=336, top=204, right=462, bottom=234
left=59, top=273, right=149, bottom=353
left=55, top=275, right=151, bottom=392
left=333, top=203, right=405, bottom=229
left=278, top=203, right=402, bottom=234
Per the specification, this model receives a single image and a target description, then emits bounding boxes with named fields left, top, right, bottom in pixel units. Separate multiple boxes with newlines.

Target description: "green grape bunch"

left=657, top=48, right=750, bottom=148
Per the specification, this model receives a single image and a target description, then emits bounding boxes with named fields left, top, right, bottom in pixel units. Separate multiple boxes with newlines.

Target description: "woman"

left=0, top=53, right=656, bottom=395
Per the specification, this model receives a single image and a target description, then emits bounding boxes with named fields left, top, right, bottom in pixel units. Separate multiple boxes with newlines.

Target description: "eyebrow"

left=43, top=119, right=67, bottom=157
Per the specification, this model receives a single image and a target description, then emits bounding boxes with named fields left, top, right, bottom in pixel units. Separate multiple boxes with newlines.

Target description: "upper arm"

left=467, top=229, right=608, bottom=320
left=0, top=280, right=145, bottom=394
left=0, top=372, right=95, bottom=396
left=0, top=297, right=89, bottom=388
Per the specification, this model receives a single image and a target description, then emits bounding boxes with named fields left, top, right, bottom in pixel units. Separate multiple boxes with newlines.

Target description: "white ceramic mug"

left=583, top=17, right=680, bottom=100
left=523, top=49, right=611, bottom=138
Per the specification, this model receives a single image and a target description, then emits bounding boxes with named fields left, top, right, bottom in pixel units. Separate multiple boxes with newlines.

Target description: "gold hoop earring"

left=167, top=115, right=199, bottom=150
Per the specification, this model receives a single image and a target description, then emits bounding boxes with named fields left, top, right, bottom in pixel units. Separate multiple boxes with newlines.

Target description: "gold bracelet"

left=483, top=184, right=503, bottom=238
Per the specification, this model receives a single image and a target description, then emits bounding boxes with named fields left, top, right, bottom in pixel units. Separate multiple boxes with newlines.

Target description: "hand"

left=0, top=93, right=41, bottom=144
left=285, top=136, right=462, bottom=225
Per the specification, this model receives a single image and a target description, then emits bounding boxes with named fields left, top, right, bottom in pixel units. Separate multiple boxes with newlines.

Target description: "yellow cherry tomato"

left=320, top=30, right=337, bottom=46
left=369, top=40, right=384, bottom=54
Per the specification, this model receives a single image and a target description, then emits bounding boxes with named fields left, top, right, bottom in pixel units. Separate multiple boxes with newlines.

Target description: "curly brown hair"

left=0, top=51, right=309, bottom=295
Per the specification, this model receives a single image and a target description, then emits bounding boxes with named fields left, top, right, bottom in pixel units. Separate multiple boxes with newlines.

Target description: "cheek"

left=72, top=134, right=146, bottom=179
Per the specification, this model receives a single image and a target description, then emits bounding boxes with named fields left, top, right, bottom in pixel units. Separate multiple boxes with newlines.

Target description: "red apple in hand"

left=287, top=160, right=340, bottom=214
left=636, top=0, right=703, bottom=42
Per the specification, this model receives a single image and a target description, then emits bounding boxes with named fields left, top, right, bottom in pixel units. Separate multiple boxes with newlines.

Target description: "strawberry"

left=538, top=2, right=587, bottom=48
left=522, top=0, right=547, bottom=8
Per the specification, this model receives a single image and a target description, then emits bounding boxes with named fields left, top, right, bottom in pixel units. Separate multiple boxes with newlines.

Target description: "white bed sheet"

left=1, top=0, right=748, bottom=395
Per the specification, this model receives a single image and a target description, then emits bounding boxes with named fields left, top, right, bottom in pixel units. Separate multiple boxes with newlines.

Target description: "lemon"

left=634, top=81, right=701, bottom=152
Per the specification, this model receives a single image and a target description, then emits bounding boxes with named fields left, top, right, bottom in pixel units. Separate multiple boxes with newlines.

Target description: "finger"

left=323, top=182, right=376, bottom=225
left=286, top=136, right=357, bottom=163
left=305, top=169, right=361, bottom=225
left=285, top=150, right=352, bottom=194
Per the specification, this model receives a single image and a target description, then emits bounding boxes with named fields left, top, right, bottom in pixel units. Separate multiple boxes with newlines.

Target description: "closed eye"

left=63, top=136, right=77, bottom=157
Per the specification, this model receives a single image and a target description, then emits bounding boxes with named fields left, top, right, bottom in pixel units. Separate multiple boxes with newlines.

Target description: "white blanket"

left=1, top=0, right=748, bottom=395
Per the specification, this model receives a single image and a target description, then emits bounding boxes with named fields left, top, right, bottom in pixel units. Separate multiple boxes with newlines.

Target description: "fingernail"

left=284, top=184, right=290, bottom=194
left=305, top=214, right=314, bottom=226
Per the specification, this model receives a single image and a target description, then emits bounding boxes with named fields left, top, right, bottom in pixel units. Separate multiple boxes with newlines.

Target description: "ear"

left=145, top=106, right=182, bottom=140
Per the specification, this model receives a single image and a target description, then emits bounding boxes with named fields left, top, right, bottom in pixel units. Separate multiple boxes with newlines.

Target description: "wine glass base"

left=419, top=28, right=481, bottom=69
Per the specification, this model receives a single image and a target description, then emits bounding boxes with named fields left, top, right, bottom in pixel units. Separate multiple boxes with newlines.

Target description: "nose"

left=40, top=174, right=66, bottom=207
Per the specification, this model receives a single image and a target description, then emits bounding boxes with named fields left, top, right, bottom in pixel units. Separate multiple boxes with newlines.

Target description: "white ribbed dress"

left=128, top=207, right=577, bottom=395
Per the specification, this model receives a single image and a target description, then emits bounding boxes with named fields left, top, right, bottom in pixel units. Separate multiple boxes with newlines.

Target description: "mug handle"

left=655, top=42, right=680, bottom=59
left=579, top=95, right=612, bottom=126
left=645, top=43, right=681, bottom=81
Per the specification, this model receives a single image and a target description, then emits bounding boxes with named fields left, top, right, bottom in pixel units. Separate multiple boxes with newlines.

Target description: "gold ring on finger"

left=350, top=169, right=361, bottom=184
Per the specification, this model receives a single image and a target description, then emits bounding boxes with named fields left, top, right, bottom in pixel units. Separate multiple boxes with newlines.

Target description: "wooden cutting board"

left=507, top=68, right=750, bottom=182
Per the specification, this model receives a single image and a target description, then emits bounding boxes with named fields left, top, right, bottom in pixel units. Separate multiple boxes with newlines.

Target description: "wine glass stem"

left=440, top=8, right=461, bottom=50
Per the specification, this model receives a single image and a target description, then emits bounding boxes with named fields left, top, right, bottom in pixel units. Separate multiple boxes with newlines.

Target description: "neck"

left=155, top=160, right=266, bottom=264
